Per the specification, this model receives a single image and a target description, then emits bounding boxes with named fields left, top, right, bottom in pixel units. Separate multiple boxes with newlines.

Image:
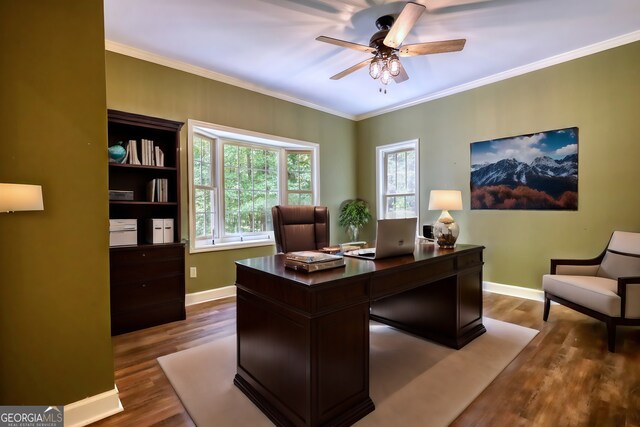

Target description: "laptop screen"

left=344, top=217, right=417, bottom=260
left=374, top=218, right=417, bottom=259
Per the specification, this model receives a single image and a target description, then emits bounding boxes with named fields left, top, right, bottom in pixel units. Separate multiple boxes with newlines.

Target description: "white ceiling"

left=104, top=0, right=640, bottom=120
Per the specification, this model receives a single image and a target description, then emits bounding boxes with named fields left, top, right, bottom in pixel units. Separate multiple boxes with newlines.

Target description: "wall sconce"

left=0, top=183, right=44, bottom=213
left=428, top=190, right=462, bottom=248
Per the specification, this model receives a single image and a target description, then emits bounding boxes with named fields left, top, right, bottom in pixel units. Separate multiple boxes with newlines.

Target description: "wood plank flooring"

left=91, top=293, right=640, bottom=427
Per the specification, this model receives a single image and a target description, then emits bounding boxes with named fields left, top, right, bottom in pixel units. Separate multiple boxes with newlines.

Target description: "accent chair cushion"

left=607, top=231, right=640, bottom=255
left=543, top=274, right=621, bottom=317
left=596, top=251, right=640, bottom=280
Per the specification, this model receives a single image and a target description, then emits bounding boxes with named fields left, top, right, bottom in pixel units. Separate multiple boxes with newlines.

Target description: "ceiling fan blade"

left=398, top=39, right=466, bottom=57
left=316, top=36, right=376, bottom=53
left=330, top=58, right=371, bottom=80
left=383, top=2, right=426, bottom=49
left=393, top=62, right=409, bottom=83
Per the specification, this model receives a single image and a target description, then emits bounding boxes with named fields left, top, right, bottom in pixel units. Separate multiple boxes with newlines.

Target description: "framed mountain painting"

left=470, top=127, right=578, bottom=210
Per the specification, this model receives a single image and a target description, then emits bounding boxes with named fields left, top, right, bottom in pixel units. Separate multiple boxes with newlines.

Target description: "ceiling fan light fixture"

left=369, top=58, right=382, bottom=79
left=380, top=65, right=391, bottom=85
left=388, top=54, right=401, bottom=76
left=316, top=1, right=465, bottom=88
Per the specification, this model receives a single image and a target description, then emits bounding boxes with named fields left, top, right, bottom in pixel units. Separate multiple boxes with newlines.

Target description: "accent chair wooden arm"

left=618, top=276, right=640, bottom=319
left=550, top=251, right=606, bottom=274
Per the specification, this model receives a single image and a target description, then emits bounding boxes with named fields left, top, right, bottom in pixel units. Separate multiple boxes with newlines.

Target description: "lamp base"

left=433, top=213, right=459, bottom=248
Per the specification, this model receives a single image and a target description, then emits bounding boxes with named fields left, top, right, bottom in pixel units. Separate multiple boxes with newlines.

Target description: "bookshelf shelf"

left=107, top=109, right=186, bottom=336
left=109, top=163, right=178, bottom=172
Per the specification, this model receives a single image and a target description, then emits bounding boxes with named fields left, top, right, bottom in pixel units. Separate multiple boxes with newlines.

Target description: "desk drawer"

left=111, top=300, right=185, bottom=335
left=110, top=258, right=183, bottom=284
left=110, top=245, right=183, bottom=266
left=111, top=274, right=183, bottom=311
left=457, top=251, right=483, bottom=270
left=371, top=258, right=454, bottom=299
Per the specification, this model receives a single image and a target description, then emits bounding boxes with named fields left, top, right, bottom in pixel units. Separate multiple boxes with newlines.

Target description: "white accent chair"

left=542, top=231, right=640, bottom=352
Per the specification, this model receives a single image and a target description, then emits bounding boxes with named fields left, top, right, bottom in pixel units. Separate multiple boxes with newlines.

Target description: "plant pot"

left=348, top=225, right=360, bottom=242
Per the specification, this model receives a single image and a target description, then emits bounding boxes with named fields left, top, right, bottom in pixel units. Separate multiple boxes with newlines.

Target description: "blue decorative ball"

left=108, top=144, right=127, bottom=163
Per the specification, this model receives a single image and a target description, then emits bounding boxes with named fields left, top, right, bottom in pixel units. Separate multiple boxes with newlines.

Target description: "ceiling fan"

left=316, top=2, right=466, bottom=86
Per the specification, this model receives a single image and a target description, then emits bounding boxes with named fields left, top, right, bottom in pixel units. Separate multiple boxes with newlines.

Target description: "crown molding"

left=104, top=40, right=355, bottom=120
left=355, top=30, right=640, bottom=121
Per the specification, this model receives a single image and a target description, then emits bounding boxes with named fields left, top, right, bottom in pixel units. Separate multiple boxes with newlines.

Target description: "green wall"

left=105, top=52, right=357, bottom=292
left=0, top=1, right=113, bottom=404
left=357, top=42, right=640, bottom=289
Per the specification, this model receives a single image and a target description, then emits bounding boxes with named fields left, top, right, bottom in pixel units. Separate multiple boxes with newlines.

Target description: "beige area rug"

left=158, top=318, right=538, bottom=426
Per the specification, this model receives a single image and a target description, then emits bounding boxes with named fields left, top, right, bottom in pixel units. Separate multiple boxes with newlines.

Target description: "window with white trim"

left=376, top=140, right=419, bottom=219
left=188, top=120, right=319, bottom=252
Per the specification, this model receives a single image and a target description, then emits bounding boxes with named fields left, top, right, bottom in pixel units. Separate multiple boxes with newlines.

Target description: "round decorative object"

left=433, top=220, right=459, bottom=248
left=108, top=143, right=127, bottom=163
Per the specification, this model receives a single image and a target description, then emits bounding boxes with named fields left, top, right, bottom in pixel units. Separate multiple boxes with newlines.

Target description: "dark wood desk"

left=234, top=244, right=485, bottom=427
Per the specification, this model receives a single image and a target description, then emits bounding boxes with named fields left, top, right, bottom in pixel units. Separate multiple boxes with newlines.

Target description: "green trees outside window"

left=287, top=152, right=313, bottom=206
left=384, top=148, right=416, bottom=218
left=223, top=144, right=279, bottom=235
left=190, top=131, right=316, bottom=247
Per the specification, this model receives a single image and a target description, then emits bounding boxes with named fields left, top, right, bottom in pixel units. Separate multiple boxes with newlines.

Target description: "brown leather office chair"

left=271, top=205, right=330, bottom=253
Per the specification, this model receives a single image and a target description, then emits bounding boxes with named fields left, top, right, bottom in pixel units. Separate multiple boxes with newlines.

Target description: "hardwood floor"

left=91, top=293, right=640, bottom=427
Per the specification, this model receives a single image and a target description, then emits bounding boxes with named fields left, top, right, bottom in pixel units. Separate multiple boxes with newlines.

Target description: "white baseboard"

left=64, top=385, right=123, bottom=427
left=483, top=281, right=544, bottom=302
left=185, top=285, right=236, bottom=306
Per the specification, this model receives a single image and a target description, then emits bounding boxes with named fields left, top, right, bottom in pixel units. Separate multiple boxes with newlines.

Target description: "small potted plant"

left=338, top=199, right=372, bottom=242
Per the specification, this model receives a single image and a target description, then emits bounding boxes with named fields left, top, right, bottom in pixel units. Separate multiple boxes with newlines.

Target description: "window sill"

left=189, top=239, right=275, bottom=254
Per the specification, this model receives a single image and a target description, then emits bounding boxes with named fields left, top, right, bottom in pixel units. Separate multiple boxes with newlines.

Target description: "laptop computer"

left=343, top=217, right=417, bottom=260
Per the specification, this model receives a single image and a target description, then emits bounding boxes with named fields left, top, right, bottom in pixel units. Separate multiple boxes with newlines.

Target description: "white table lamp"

left=0, top=183, right=44, bottom=213
left=428, top=190, right=462, bottom=248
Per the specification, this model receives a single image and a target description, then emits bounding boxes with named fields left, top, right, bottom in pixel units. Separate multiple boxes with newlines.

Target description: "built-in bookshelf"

left=107, top=110, right=183, bottom=243
left=107, top=110, right=186, bottom=335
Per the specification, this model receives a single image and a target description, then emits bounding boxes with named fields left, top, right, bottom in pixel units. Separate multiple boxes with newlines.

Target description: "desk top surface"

left=236, top=243, right=484, bottom=287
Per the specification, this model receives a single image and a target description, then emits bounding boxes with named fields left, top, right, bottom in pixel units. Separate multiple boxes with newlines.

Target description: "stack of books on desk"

left=285, top=251, right=345, bottom=273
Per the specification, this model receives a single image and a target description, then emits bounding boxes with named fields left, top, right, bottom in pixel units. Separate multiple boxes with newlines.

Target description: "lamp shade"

left=0, top=183, right=44, bottom=212
left=428, top=190, right=462, bottom=211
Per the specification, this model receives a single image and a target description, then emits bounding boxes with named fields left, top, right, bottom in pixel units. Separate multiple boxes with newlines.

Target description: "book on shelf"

left=141, top=139, right=155, bottom=166
left=146, top=179, right=156, bottom=202
left=146, top=178, right=168, bottom=202
left=128, top=139, right=140, bottom=165
left=285, top=257, right=345, bottom=273
left=161, top=178, right=168, bottom=202
left=285, top=251, right=343, bottom=263
left=155, top=146, right=164, bottom=167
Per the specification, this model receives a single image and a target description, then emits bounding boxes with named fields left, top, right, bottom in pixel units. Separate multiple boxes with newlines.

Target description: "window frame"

left=187, top=120, right=319, bottom=253
left=191, top=133, right=217, bottom=246
left=376, top=139, right=420, bottom=220
left=284, top=150, right=316, bottom=206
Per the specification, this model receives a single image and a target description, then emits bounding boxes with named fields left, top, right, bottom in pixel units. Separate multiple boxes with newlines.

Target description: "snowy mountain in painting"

left=471, top=155, right=577, bottom=198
